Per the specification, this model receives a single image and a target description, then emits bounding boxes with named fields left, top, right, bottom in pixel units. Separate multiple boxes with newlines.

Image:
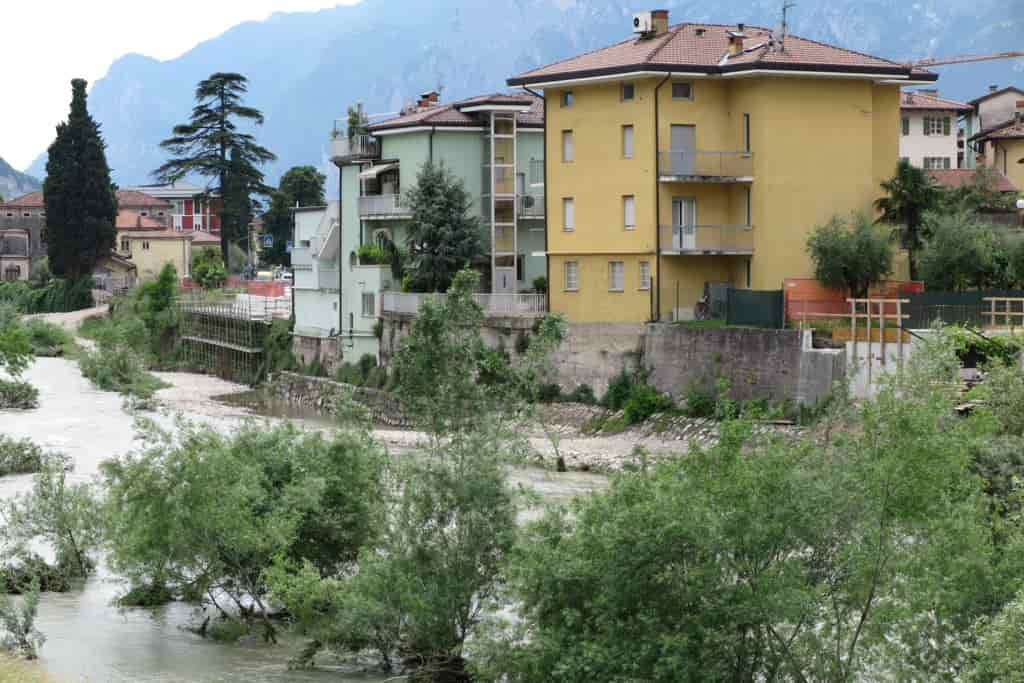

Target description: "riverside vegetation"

left=4, top=269, right=1024, bottom=680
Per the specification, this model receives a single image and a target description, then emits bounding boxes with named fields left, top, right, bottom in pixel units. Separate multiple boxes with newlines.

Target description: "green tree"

left=218, top=146, right=261, bottom=268
left=403, top=162, right=483, bottom=293
left=919, top=211, right=1005, bottom=291
left=346, top=103, right=368, bottom=142
left=155, top=73, right=276, bottom=266
left=939, top=167, right=1019, bottom=214
left=43, top=79, right=117, bottom=281
left=261, top=165, right=325, bottom=267
left=967, top=590, right=1024, bottom=683
left=190, top=247, right=227, bottom=289
left=806, top=211, right=893, bottom=298
left=875, top=159, right=941, bottom=281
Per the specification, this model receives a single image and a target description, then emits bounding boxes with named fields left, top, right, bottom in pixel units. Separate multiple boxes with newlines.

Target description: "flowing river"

left=0, top=357, right=608, bottom=682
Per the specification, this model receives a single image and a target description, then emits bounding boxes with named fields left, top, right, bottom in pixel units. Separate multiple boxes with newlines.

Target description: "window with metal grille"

left=609, top=261, right=624, bottom=291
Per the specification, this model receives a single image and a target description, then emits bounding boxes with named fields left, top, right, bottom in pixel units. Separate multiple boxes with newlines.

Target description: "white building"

left=899, top=90, right=971, bottom=170
left=290, top=202, right=347, bottom=366
left=963, top=85, right=1024, bottom=169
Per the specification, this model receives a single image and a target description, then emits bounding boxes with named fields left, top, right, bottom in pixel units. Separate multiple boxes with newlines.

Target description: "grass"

left=22, top=319, right=72, bottom=357
left=672, top=318, right=728, bottom=328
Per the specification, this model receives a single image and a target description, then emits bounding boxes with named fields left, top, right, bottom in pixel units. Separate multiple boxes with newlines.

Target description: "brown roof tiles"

left=116, top=190, right=172, bottom=208
left=900, top=91, right=972, bottom=112
left=925, top=169, right=1018, bottom=193
left=0, top=191, right=44, bottom=209
left=368, top=92, right=543, bottom=132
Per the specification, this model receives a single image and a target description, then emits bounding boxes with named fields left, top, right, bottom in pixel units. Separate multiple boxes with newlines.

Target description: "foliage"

left=806, top=211, right=894, bottom=298
left=601, top=368, right=674, bottom=425
left=346, top=104, right=368, bottom=141
left=480, top=336, right=1023, bottom=682
left=43, top=79, right=117, bottom=281
left=939, top=167, right=1019, bottom=214
left=0, top=323, right=30, bottom=380
left=78, top=344, right=166, bottom=400
left=156, top=73, right=276, bottom=265
left=945, top=326, right=1023, bottom=367
left=262, top=317, right=297, bottom=375
left=22, top=319, right=71, bottom=357
left=919, top=211, right=1008, bottom=290
left=334, top=354, right=385, bottom=388
left=356, top=243, right=388, bottom=265
left=531, top=275, right=547, bottom=294
left=875, top=158, right=942, bottom=280
left=190, top=247, right=228, bottom=289
left=402, top=162, right=483, bottom=293
left=0, top=278, right=93, bottom=315
left=101, top=422, right=386, bottom=639
left=0, top=437, right=50, bottom=478
left=967, top=590, right=1024, bottom=682
left=565, top=383, right=596, bottom=405
left=971, top=360, right=1024, bottom=436
left=261, top=165, right=326, bottom=266
left=27, top=259, right=50, bottom=288
left=683, top=383, right=716, bottom=418
left=220, top=145, right=263, bottom=257
left=0, top=381, right=38, bottom=410
left=0, top=582, right=44, bottom=660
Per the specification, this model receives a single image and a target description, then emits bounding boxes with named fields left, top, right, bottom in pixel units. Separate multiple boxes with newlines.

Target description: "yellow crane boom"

left=906, top=50, right=1024, bottom=68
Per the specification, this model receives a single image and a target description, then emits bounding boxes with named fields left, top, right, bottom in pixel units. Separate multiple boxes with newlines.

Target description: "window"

left=4, top=265, right=21, bottom=282
left=744, top=187, right=752, bottom=226
left=4, top=213, right=11, bottom=218
left=901, top=117, right=910, bottom=136
left=743, top=113, right=751, bottom=152
left=671, top=82, right=692, bottom=100
left=564, top=261, right=579, bottom=291
left=923, top=116, right=951, bottom=136
left=562, top=198, right=575, bottom=232
left=158, top=211, right=165, bottom=217
left=622, top=125, right=634, bottom=158
left=745, top=260, right=752, bottom=289
left=516, top=254, right=525, bottom=282
left=120, top=238, right=130, bottom=252
left=361, top=292, right=375, bottom=317
left=608, top=261, right=624, bottom=292
left=621, top=82, right=635, bottom=101
left=924, top=157, right=952, bottom=169
left=22, top=212, right=30, bottom=217
left=141, top=211, right=149, bottom=217
left=639, top=261, right=651, bottom=290
left=561, top=130, right=574, bottom=162
left=560, top=90, right=574, bottom=108
left=623, top=195, right=636, bottom=229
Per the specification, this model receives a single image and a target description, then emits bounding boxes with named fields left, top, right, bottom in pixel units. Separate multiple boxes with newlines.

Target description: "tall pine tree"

left=155, top=73, right=275, bottom=265
left=44, top=79, right=118, bottom=282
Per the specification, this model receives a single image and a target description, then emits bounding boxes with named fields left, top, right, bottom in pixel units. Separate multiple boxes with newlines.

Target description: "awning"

left=359, top=162, right=399, bottom=180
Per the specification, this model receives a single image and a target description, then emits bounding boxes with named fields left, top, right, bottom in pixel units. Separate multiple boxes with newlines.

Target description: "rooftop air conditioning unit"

left=633, top=11, right=653, bottom=35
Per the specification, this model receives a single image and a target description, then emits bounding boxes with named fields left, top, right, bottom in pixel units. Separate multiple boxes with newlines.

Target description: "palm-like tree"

left=874, top=159, right=940, bottom=281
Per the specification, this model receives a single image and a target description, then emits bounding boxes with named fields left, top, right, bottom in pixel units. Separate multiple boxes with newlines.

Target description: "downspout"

left=653, top=74, right=671, bottom=322
left=337, top=160, right=344, bottom=337
left=523, top=86, right=548, bottom=313
left=429, top=125, right=436, bottom=163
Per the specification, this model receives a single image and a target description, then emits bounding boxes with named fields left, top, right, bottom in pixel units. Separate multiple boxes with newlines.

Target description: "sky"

left=0, top=0, right=360, bottom=172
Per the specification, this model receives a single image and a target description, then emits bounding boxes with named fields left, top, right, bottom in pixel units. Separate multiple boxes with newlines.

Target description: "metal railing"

left=519, top=192, right=545, bottom=218
left=178, top=291, right=292, bottom=323
left=659, top=224, right=754, bottom=254
left=318, top=268, right=341, bottom=290
left=658, top=150, right=754, bottom=179
left=329, top=134, right=379, bottom=161
left=359, top=194, right=410, bottom=218
left=382, top=292, right=547, bottom=317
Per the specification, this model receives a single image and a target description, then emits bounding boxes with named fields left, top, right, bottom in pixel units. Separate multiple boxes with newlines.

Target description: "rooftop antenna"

left=780, top=2, right=796, bottom=53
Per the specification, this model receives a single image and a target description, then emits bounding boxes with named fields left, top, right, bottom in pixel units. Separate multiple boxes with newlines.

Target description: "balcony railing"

left=359, top=194, right=411, bottom=218
left=318, top=268, right=341, bottom=290
left=659, top=224, right=754, bottom=255
left=382, top=292, right=547, bottom=317
left=519, top=192, right=545, bottom=218
left=658, top=150, right=754, bottom=181
left=329, top=134, right=379, bottom=162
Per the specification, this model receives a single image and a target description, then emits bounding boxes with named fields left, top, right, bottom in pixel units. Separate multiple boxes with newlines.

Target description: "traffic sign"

left=262, top=234, right=274, bottom=248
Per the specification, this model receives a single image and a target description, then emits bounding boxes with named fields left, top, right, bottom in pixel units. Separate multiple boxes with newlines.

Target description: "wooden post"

left=897, top=298, right=904, bottom=374
left=880, top=299, right=886, bottom=368
left=866, top=298, right=873, bottom=387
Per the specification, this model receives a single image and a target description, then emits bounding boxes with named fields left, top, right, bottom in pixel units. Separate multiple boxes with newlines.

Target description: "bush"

left=566, top=383, right=596, bottom=405
left=22, top=319, right=71, bottom=357
left=116, top=582, right=175, bottom=608
left=0, top=380, right=39, bottom=410
left=191, top=248, right=227, bottom=290
left=262, top=318, right=296, bottom=375
left=0, top=277, right=93, bottom=314
left=0, top=436, right=50, bottom=477
left=537, top=383, right=562, bottom=403
left=683, top=384, right=716, bottom=418
left=78, top=345, right=166, bottom=399
left=806, top=211, right=893, bottom=298
left=601, top=370, right=635, bottom=411
left=356, top=243, right=388, bottom=265
left=622, top=382, right=673, bottom=424
left=532, top=275, right=548, bottom=294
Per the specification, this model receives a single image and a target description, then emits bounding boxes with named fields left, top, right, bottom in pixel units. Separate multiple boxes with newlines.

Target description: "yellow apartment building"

left=116, top=210, right=192, bottom=280
left=508, top=11, right=932, bottom=322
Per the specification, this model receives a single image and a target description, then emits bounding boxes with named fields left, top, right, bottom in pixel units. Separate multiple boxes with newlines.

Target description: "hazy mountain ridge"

left=25, top=0, right=1024, bottom=186
left=0, top=155, right=41, bottom=200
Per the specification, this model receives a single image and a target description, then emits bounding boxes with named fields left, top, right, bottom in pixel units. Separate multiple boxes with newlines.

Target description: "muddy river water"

left=0, top=358, right=607, bottom=682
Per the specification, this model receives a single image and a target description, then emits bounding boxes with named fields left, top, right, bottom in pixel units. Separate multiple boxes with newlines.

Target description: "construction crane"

left=904, top=50, right=1024, bottom=68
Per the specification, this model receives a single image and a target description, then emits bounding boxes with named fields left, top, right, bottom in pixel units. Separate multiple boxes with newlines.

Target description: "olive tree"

left=806, top=211, right=893, bottom=297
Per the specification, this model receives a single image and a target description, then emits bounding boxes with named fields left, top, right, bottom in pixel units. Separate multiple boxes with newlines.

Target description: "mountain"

left=0, top=155, right=41, bottom=201
left=25, top=0, right=1024, bottom=189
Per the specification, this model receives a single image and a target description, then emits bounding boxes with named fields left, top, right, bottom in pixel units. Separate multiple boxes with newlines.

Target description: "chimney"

left=651, top=9, right=669, bottom=35
left=417, top=90, right=440, bottom=110
left=727, top=25, right=748, bottom=57
left=990, top=84, right=999, bottom=93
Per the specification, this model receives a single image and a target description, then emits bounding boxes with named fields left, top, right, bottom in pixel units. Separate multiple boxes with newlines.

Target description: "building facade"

left=899, top=90, right=970, bottom=169
left=123, top=181, right=222, bottom=234
left=964, top=85, right=1024, bottom=168
left=972, top=115, right=1024, bottom=192
left=507, top=12, right=929, bottom=322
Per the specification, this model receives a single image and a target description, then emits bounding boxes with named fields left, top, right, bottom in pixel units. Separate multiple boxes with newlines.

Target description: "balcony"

left=382, top=292, right=547, bottom=317
left=658, top=150, right=754, bottom=183
left=659, top=224, right=754, bottom=255
left=359, top=194, right=411, bottom=219
left=329, top=134, right=379, bottom=162
left=519, top=192, right=545, bottom=219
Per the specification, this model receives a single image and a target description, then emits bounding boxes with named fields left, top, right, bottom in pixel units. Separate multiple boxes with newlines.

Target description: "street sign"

left=262, top=234, right=274, bottom=248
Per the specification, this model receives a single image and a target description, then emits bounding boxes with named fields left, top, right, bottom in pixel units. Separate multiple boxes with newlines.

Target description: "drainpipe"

left=653, top=74, right=671, bottom=323
left=429, top=125, right=436, bottom=163
left=337, top=159, right=344, bottom=337
left=523, top=86, right=548, bottom=313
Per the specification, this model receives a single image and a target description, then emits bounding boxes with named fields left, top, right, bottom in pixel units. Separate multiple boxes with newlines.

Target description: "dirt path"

left=28, top=304, right=109, bottom=333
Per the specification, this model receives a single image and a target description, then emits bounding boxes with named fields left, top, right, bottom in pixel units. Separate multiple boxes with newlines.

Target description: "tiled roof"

left=116, top=210, right=166, bottom=230
left=976, top=118, right=1024, bottom=141
left=967, top=86, right=1024, bottom=106
left=901, top=91, right=971, bottom=112
left=0, top=191, right=44, bottom=209
left=925, top=169, right=1018, bottom=193
left=118, top=229, right=193, bottom=240
left=116, top=190, right=172, bottom=208
left=191, top=231, right=221, bottom=244
left=368, top=92, right=543, bottom=132
left=508, top=23, right=933, bottom=85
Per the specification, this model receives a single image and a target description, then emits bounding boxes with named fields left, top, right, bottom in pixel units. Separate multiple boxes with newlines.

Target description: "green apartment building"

left=292, top=91, right=547, bottom=365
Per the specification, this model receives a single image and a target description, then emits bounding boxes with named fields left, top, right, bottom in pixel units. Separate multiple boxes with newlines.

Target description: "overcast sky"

left=1, top=0, right=360, bottom=171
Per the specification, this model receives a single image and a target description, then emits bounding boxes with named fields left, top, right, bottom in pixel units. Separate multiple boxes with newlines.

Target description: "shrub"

left=0, top=436, right=50, bottom=477
left=191, top=247, right=228, bottom=289
left=683, top=384, right=716, bottom=418
left=78, top=345, right=166, bottom=399
left=601, top=370, right=635, bottom=411
left=23, top=319, right=71, bottom=357
left=622, top=382, right=673, bottom=424
left=0, top=380, right=39, bottom=410
left=0, top=277, right=93, bottom=314
left=262, top=318, right=296, bottom=375
left=566, top=383, right=596, bottom=405
left=356, top=243, right=388, bottom=265
left=537, top=383, right=562, bottom=403
left=116, top=582, right=175, bottom=608
left=532, top=275, right=548, bottom=294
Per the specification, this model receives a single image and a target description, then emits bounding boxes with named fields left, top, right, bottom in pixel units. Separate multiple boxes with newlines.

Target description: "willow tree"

left=155, top=73, right=276, bottom=265
left=43, top=79, right=117, bottom=281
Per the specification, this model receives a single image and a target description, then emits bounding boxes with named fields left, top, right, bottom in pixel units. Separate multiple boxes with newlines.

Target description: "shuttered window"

left=609, top=261, right=624, bottom=292
left=564, top=261, right=579, bottom=291
left=639, top=261, right=651, bottom=290
left=562, top=198, right=574, bottom=232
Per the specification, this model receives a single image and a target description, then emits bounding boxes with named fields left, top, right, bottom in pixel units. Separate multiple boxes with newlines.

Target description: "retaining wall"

left=269, top=371, right=411, bottom=427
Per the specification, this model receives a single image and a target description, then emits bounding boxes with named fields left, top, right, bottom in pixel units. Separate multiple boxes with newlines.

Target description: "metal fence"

left=726, top=288, right=785, bottom=329
left=902, top=290, right=1024, bottom=329
left=382, top=292, right=546, bottom=317
left=658, top=150, right=754, bottom=178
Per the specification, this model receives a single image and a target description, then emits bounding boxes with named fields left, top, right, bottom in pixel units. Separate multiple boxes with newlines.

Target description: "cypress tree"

left=43, top=79, right=118, bottom=282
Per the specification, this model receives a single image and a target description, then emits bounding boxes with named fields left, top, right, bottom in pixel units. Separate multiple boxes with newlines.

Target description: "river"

left=0, top=358, right=608, bottom=682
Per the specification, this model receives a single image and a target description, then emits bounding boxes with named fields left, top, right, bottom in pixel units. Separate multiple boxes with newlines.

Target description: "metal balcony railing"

left=659, top=224, right=754, bottom=254
left=382, top=292, right=547, bottom=317
left=329, top=134, right=379, bottom=162
left=518, top=192, right=545, bottom=218
left=658, top=150, right=754, bottom=180
left=359, top=194, right=410, bottom=218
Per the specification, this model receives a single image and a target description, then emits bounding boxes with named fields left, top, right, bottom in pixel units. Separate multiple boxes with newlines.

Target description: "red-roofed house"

left=122, top=181, right=222, bottom=235
left=899, top=89, right=971, bottom=170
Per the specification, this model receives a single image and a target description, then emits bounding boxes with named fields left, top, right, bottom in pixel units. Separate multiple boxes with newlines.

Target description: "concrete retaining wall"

left=291, top=335, right=343, bottom=374
left=269, top=371, right=411, bottom=427
left=550, top=323, right=647, bottom=396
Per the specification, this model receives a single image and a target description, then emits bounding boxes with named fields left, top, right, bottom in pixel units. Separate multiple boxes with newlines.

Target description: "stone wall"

left=291, top=335, right=343, bottom=374
left=643, top=325, right=843, bottom=405
left=269, top=371, right=410, bottom=427
left=550, top=322, right=647, bottom=396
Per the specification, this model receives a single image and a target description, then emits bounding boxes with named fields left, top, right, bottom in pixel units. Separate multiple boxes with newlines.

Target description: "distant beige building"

left=964, top=85, right=1024, bottom=169
left=116, top=209, right=193, bottom=280
left=899, top=90, right=971, bottom=170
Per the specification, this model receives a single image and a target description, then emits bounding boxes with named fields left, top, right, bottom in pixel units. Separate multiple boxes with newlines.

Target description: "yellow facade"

left=544, top=75, right=902, bottom=322
left=987, top=139, right=1024, bottom=193
left=117, top=231, right=191, bottom=280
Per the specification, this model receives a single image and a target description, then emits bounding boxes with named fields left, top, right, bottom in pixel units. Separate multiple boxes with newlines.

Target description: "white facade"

left=899, top=109, right=959, bottom=169
left=291, top=203, right=342, bottom=338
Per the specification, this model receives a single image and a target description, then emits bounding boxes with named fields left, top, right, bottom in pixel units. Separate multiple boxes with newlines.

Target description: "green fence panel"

left=726, top=289, right=785, bottom=329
